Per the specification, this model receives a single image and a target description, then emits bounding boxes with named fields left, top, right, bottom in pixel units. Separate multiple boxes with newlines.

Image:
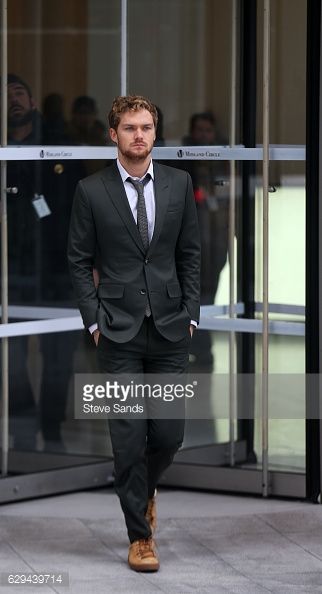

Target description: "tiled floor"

left=0, top=488, right=321, bottom=593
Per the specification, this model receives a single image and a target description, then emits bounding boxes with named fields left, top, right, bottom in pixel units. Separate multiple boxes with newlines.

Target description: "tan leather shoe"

left=128, top=537, right=159, bottom=572
left=145, top=489, right=157, bottom=534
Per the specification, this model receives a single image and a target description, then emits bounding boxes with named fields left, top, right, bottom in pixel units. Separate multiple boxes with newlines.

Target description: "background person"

left=179, top=111, right=230, bottom=444
left=6, top=73, right=83, bottom=451
left=68, top=95, right=107, bottom=176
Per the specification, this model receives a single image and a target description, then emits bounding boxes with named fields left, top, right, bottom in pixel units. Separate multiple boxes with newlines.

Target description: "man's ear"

left=31, top=98, right=36, bottom=111
left=109, top=127, right=117, bottom=144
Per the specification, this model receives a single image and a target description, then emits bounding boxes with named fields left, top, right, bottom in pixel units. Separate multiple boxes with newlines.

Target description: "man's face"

left=8, top=83, right=35, bottom=127
left=109, top=109, right=155, bottom=162
left=191, top=118, right=216, bottom=145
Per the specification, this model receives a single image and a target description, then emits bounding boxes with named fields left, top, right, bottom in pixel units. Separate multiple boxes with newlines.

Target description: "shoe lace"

left=136, top=538, right=156, bottom=559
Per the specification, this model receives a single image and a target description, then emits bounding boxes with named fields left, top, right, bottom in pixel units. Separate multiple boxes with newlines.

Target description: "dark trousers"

left=97, top=316, right=190, bottom=543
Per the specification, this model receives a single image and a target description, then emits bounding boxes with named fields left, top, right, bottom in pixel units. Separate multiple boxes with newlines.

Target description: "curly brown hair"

left=108, top=95, right=158, bottom=130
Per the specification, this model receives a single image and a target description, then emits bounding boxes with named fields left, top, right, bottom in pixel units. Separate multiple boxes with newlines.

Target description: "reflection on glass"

left=3, top=0, right=307, bottom=485
left=257, top=0, right=307, bottom=146
left=254, top=168, right=306, bottom=473
left=6, top=149, right=110, bottom=460
left=254, top=336, right=305, bottom=472
left=5, top=330, right=111, bottom=459
left=128, top=0, right=233, bottom=144
left=7, top=0, right=120, bottom=146
left=255, top=168, right=305, bottom=309
left=174, top=114, right=230, bottom=448
left=7, top=158, right=84, bottom=307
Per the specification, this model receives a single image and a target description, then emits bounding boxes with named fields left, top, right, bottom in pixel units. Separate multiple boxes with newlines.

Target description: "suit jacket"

left=67, top=160, right=200, bottom=343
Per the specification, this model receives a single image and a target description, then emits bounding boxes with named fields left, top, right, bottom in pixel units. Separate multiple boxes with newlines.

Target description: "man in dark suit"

left=6, top=74, right=83, bottom=451
left=68, top=95, right=200, bottom=572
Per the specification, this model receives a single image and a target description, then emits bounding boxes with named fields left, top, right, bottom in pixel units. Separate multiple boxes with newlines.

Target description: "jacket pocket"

left=167, top=282, right=182, bottom=298
left=97, top=284, right=124, bottom=298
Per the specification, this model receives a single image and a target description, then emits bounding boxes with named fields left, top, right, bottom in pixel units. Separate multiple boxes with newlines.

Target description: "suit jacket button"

left=140, top=289, right=146, bottom=295
left=145, top=258, right=149, bottom=264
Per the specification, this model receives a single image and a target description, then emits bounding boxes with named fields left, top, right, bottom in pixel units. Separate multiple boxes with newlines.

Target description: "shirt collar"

left=117, top=158, right=154, bottom=183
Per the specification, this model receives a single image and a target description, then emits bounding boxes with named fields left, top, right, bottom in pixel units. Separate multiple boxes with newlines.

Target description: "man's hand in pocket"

left=93, top=329, right=100, bottom=346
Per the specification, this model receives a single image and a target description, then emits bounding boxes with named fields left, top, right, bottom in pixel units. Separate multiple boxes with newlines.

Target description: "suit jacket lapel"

left=148, top=162, right=171, bottom=254
left=100, top=162, right=145, bottom=254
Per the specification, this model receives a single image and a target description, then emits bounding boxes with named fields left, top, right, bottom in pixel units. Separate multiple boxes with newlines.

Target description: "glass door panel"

left=0, top=0, right=309, bottom=499
left=1, top=1, right=121, bottom=491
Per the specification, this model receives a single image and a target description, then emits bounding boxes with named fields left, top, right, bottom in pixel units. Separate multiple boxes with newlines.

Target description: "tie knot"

left=127, top=174, right=151, bottom=194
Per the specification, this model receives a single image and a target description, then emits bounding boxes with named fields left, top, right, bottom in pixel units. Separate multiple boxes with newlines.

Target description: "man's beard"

left=119, top=144, right=153, bottom=162
left=8, top=108, right=33, bottom=129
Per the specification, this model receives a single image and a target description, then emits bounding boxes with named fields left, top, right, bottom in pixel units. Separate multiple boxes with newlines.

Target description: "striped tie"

left=127, top=174, right=151, bottom=251
left=127, top=174, right=152, bottom=316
